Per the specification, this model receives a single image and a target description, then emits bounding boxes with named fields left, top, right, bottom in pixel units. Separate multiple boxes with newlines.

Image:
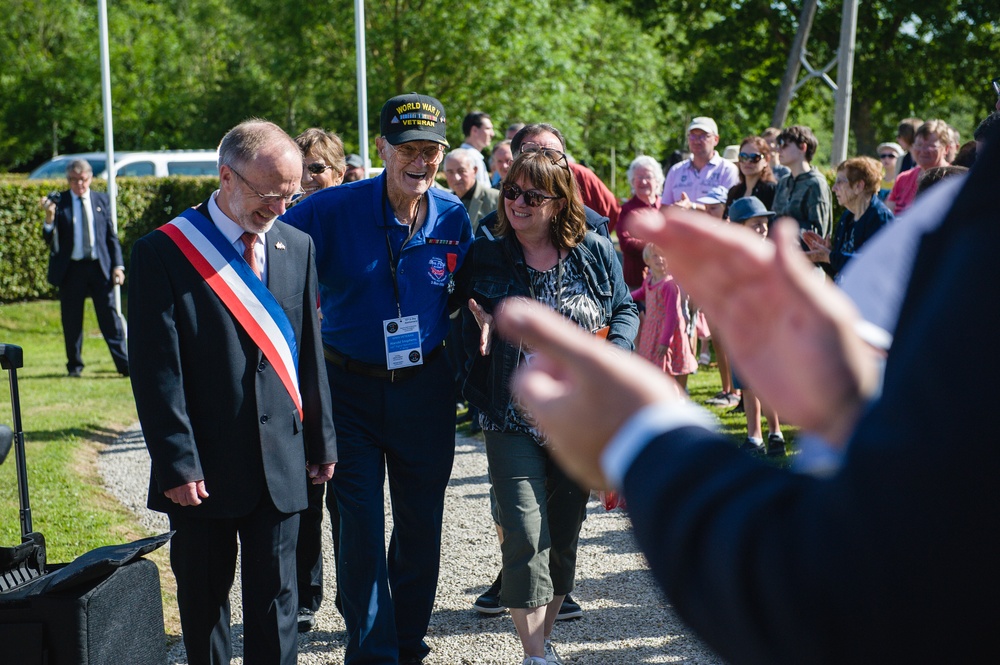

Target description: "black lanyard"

left=382, top=186, right=422, bottom=319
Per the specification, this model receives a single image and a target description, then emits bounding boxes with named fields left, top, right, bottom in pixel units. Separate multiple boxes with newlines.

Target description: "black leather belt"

left=323, top=343, right=444, bottom=383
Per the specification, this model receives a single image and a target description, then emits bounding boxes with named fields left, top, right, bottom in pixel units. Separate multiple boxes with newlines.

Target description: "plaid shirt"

left=773, top=169, right=832, bottom=238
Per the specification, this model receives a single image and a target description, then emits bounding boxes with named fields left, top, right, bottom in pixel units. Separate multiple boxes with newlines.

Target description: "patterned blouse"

left=481, top=255, right=603, bottom=440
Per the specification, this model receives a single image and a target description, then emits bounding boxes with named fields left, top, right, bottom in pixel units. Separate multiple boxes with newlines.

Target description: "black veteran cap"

left=380, top=93, right=449, bottom=146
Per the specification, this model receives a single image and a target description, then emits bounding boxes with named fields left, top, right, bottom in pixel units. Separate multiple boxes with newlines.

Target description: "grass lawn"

left=0, top=298, right=180, bottom=634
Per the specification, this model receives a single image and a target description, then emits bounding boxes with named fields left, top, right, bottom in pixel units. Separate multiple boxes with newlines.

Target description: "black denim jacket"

left=457, top=230, right=638, bottom=426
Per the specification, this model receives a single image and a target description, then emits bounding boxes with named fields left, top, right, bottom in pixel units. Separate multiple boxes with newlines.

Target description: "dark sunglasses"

left=502, top=183, right=559, bottom=207
left=306, top=163, right=333, bottom=175
left=879, top=154, right=897, bottom=160
left=738, top=152, right=763, bottom=163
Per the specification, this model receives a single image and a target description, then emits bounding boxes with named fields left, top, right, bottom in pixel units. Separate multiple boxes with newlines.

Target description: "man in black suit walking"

left=128, top=120, right=337, bottom=665
left=39, top=159, right=129, bottom=377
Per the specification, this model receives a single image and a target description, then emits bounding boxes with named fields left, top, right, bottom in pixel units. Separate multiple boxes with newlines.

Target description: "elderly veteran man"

left=281, top=93, right=473, bottom=665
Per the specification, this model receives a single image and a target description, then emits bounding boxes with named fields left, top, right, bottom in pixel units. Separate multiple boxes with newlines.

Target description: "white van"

left=28, top=150, right=219, bottom=179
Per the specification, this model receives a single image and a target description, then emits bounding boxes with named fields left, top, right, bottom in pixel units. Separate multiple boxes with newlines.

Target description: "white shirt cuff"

left=600, top=401, right=719, bottom=488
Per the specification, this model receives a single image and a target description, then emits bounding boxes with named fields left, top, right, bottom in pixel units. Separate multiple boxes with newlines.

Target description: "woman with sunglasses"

left=294, top=127, right=347, bottom=199
left=459, top=149, right=638, bottom=665
left=725, top=135, right=778, bottom=214
left=875, top=142, right=904, bottom=200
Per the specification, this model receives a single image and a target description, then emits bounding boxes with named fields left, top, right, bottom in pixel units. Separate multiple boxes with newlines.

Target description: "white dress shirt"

left=209, top=191, right=267, bottom=285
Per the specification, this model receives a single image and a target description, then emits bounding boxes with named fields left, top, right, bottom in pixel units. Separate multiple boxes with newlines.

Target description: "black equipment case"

left=0, top=343, right=170, bottom=665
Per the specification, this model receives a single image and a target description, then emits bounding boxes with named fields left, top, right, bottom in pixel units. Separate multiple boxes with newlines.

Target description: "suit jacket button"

left=260, top=415, right=269, bottom=424
left=257, top=361, right=266, bottom=372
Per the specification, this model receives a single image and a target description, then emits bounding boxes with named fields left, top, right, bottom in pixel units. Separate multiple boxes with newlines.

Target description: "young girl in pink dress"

left=630, top=243, right=698, bottom=393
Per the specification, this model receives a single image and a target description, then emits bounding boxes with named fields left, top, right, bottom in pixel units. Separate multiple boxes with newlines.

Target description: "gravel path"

left=99, top=425, right=723, bottom=665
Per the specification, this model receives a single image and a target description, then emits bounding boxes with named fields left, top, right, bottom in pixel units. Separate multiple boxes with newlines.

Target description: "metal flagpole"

left=97, top=0, right=126, bottom=335
left=354, top=0, right=370, bottom=175
left=831, top=0, right=859, bottom=165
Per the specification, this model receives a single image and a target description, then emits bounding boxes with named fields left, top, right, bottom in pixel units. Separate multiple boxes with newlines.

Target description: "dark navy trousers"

left=327, top=351, right=455, bottom=664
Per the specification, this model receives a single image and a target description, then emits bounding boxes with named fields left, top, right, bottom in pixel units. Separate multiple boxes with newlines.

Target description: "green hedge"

left=0, top=177, right=218, bottom=302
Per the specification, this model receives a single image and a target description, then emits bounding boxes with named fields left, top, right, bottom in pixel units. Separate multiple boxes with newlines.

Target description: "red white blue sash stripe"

left=158, top=208, right=302, bottom=418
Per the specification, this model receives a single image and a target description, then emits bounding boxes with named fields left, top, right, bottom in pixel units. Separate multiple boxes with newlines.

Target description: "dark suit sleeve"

left=128, top=236, right=204, bottom=492
left=97, top=193, right=124, bottom=268
left=299, top=238, right=337, bottom=465
left=621, top=206, right=1000, bottom=664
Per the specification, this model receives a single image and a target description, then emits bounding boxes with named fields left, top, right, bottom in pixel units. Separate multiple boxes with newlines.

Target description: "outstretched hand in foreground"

left=496, top=209, right=880, bottom=487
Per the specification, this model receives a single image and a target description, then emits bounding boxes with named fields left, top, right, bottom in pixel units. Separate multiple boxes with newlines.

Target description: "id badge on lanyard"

left=383, top=315, right=423, bottom=369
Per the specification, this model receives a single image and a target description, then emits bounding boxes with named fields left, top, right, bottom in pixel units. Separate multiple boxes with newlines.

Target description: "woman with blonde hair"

left=804, top=156, right=894, bottom=279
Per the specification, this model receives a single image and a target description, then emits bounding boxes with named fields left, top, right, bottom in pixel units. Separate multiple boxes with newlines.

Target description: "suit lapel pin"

left=275, top=241, right=287, bottom=250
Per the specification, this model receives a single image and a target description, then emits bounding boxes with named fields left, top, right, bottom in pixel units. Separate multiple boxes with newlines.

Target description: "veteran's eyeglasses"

left=229, top=166, right=301, bottom=206
left=502, top=183, right=559, bottom=207
left=389, top=143, right=445, bottom=164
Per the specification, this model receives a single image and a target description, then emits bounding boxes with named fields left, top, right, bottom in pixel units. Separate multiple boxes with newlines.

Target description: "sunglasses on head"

left=306, top=163, right=333, bottom=175
left=518, top=144, right=570, bottom=169
left=502, top=183, right=559, bottom=207
left=738, top=152, right=763, bottom=163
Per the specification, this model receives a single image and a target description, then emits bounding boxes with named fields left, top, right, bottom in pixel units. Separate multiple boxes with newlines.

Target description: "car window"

left=117, top=161, right=155, bottom=177
left=168, top=161, right=219, bottom=176
left=29, top=158, right=106, bottom=179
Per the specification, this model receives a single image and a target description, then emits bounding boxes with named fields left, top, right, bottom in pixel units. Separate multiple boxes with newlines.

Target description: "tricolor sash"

left=158, top=208, right=303, bottom=418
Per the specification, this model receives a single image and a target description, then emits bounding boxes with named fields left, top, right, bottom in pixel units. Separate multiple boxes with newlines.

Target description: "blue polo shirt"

left=281, top=174, right=472, bottom=365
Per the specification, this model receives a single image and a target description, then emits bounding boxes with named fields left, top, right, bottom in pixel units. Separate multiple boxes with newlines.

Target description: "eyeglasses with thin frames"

left=502, top=183, right=559, bottom=207
left=228, top=166, right=301, bottom=206
left=389, top=143, right=444, bottom=165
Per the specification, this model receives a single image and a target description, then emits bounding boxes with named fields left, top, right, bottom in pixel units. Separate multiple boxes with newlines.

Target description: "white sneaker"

left=544, top=640, right=564, bottom=664
left=522, top=658, right=548, bottom=665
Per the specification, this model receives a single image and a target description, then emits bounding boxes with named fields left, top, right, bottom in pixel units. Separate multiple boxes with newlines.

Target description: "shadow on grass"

left=25, top=424, right=124, bottom=446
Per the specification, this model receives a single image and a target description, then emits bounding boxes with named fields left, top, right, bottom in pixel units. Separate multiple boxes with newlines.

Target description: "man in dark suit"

left=493, top=120, right=1000, bottom=664
left=39, top=159, right=129, bottom=377
left=128, top=120, right=337, bottom=665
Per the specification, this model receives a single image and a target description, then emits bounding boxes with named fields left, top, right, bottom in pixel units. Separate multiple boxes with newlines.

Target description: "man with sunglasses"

left=281, top=93, right=472, bottom=665
left=129, top=119, right=337, bottom=664
left=772, top=125, right=832, bottom=239
left=661, top=116, right=739, bottom=211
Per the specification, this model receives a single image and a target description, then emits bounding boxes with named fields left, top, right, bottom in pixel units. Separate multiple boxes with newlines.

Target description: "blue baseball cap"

left=694, top=185, right=729, bottom=205
left=728, top=196, right=776, bottom=223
